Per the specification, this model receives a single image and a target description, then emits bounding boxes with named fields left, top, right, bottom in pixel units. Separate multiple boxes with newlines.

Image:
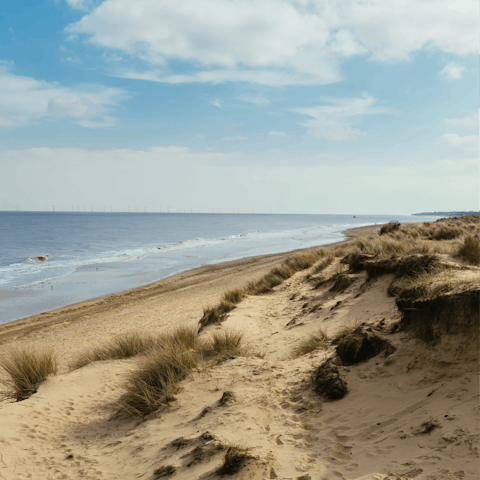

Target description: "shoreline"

left=0, top=224, right=377, bottom=348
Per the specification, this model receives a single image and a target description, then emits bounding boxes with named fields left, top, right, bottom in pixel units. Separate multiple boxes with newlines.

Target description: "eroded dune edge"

left=0, top=218, right=478, bottom=480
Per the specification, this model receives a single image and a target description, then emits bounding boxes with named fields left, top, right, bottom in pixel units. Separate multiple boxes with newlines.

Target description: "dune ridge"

left=0, top=218, right=478, bottom=479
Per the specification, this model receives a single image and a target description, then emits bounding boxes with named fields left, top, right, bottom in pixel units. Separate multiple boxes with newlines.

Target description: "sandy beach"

left=0, top=221, right=478, bottom=480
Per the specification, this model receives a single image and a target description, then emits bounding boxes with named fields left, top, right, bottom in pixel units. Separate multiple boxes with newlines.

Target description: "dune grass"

left=247, top=250, right=324, bottom=296
left=70, top=331, right=158, bottom=371
left=199, top=288, right=246, bottom=330
left=70, top=325, right=199, bottom=371
left=379, top=220, right=401, bottom=235
left=331, top=318, right=363, bottom=343
left=198, top=330, right=245, bottom=359
left=118, top=344, right=198, bottom=417
left=217, top=445, right=256, bottom=475
left=292, top=327, right=330, bottom=357
left=0, top=345, right=57, bottom=402
left=456, top=234, right=480, bottom=265
left=198, top=249, right=325, bottom=330
left=312, top=254, right=334, bottom=274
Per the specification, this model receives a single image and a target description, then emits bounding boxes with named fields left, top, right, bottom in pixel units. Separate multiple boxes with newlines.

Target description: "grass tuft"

left=456, top=234, right=480, bottom=265
left=292, top=328, right=330, bottom=357
left=0, top=345, right=57, bottom=402
left=379, top=220, right=401, bottom=235
left=70, top=331, right=159, bottom=370
left=118, top=344, right=198, bottom=417
left=199, top=288, right=246, bottom=331
left=312, top=254, right=334, bottom=274
left=70, top=326, right=198, bottom=371
left=217, top=445, right=256, bottom=475
left=331, top=318, right=363, bottom=343
left=198, top=330, right=245, bottom=359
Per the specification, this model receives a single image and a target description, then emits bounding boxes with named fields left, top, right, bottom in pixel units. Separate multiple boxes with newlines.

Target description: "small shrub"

left=292, top=328, right=330, bottom=357
left=456, top=234, right=480, bottom=265
left=0, top=345, right=57, bottom=402
left=379, top=221, right=401, bottom=235
left=118, top=345, right=198, bottom=417
left=217, top=445, right=256, bottom=475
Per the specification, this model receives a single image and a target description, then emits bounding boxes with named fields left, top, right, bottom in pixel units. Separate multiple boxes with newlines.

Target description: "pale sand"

left=0, top=225, right=478, bottom=480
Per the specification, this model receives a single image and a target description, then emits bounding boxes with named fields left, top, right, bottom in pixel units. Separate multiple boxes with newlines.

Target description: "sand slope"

left=0, top=232, right=478, bottom=479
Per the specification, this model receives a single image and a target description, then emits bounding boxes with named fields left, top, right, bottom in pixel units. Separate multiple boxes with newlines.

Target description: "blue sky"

left=0, top=0, right=478, bottom=213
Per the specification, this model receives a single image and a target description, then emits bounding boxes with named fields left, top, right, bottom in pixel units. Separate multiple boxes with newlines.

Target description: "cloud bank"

left=67, top=0, right=478, bottom=86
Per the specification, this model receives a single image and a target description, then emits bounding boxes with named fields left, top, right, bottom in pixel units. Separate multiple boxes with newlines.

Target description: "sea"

left=0, top=212, right=436, bottom=325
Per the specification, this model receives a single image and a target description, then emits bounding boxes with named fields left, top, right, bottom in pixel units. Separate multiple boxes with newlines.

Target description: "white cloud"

left=445, top=112, right=478, bottom=130
left=0, top=116, right=17, bottom=127
left=65, top=0, right=96, bottom=11
left=210, top=99, right=222, bottom=108
left=293, top=95, right=390, bottom=140
left=439, top=133, right=479, bottom=152
left=440, top=63, right=465, bottom=79
left=268, top=131, right=289, bottom=137
left=223, top=136, right=247, bottom=141
left=67, top=0, right=478, bottom=86
left=0, top=64, right=126, bottom=128
left=194, top=134, right=206, bottom=139
left=238, top=95, right=270, bottom=106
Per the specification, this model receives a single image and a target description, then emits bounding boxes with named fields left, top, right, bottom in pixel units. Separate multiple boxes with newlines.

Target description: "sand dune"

left=0, top=221, right=478, bottom=479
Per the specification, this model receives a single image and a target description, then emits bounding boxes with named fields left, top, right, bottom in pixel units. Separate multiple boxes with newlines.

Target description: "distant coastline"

left=412, top=211, right=479, bottom=217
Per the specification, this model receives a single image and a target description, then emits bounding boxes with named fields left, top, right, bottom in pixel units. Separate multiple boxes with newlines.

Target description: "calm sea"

left=0, top=212, right=435, bottom=324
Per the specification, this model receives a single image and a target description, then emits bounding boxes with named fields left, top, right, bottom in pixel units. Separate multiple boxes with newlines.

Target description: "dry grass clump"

left=70, top=326, right=198, bottom=371
left=379, top=220, right=401, bottom=235
left=247, top=250, right=323, bottom=295
left=404, top=268, right=476, bottom=299
left=118, top=344, right=198, bottom=417
left=312, top=254, right=334, bottom=274
left=292, top=327, right=330, bottom=357
left=198, top=330, right=246, bottom=359
left=199, top=288, right=246, bottom=330
left=456, top=234, right=480, bottom=265
left=217, top=445, right=256, bottom=475
left=70, top=331, right=159, bottom=370
left=0, top=345, right=57, bottom=402
left=430, top=225, right=463, bottom=241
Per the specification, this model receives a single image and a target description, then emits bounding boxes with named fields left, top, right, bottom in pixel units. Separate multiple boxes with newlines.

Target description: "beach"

left=0, top=220, right=478, bottom=480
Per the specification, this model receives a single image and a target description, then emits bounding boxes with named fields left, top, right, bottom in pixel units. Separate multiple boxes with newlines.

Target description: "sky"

left=0, top=0, right=478, bottom=214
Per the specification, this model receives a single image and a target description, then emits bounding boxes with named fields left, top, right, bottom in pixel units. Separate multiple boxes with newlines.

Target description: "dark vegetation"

left=313, top=359, right=348, bottom=401
left=333, top=327, right=396, bottom=365
left=456, top=234, right=480, bottom=265
left=217, top=445, right=256, bottom=475
left=379, top=220, right=401, bottom=235
left=0, top=345, right=57, bottom=402
left=153, top=465, right=177, bottom=477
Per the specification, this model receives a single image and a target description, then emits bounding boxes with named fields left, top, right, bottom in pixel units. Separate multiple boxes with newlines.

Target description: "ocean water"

left=0, top=212, right=435, bottom=324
